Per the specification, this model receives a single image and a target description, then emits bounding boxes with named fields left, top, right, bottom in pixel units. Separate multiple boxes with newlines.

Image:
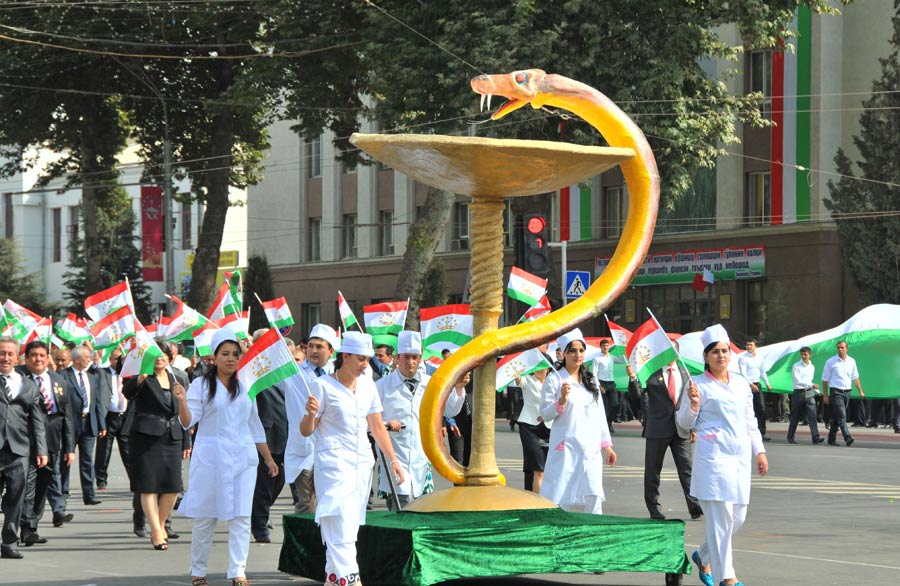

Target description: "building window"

left=378, top=210, right=394, bottom=256
left=308, top=218, right=321, bottom=262
left=3, top=193, right=12, bottom=238
left=602, top=186, right=623, bottom=239
left=301, top=303, right=321, bottom=335
left=747, top=281, right=767, bottom=338
left=307, top=138, right=322, bottom=178
left=749, top=50, right=772, bottom=97
left=501, top=199, right=513, bottom=248
left=451, top=202, right=470, bottom=251
left=342, top=214, right=357, bottom=259
left=745, top=172, right=771, bottom=226
left=181, top=199, right=192, bottom=248
left=51, top=208, right=61, bottom=263
left=68, top=205, right=80, bottom=262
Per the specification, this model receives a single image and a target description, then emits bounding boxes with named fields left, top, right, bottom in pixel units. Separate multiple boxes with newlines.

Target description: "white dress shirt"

left=1, top=371, right=23, bottom=400
left=592, top=353, right=614, bottom=382
left=737, top=352, right=769, bottom=387
left=821, top=355, right=859, bottom=389
left=791, top=361, right=816, bottom=390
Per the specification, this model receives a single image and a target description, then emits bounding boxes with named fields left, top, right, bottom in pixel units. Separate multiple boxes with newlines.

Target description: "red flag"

left=691, top=273, right=707, bottom=292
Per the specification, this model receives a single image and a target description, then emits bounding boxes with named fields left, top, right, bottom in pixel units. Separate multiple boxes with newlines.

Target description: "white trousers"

left=189, top=516, right=252, bottom=579
left=698, top=499, right=747, bottom=584
left=320, top=515, right=360, bottom=585
left=561, top=495, right=603, bottom=515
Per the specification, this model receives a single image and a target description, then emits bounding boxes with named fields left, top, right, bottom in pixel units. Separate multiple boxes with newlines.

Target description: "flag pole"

left=253, top=292, right=275, bottom=329
left=645, top=307, right=691, bottom=375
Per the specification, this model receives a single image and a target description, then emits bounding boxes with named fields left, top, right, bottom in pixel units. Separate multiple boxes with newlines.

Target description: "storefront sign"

left=595, top=245, right=766, bottom=286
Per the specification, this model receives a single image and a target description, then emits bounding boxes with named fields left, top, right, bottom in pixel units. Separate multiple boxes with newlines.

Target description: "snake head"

left=470, top=69, right=547, bottom=120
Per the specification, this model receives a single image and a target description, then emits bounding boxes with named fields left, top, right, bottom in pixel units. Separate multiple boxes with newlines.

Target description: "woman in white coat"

left=539, top=328, right=616, bottom=514
left=676, top=324, right=768, bottom=586
left=173, top=330, right=279, bottom=586
left=300, top=331, right=404, bottom=586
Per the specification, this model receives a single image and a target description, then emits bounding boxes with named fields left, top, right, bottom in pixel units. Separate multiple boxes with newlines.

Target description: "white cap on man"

left=309, top=324, right=338, bottom=350
left=397, top=331, right=422, bottom=356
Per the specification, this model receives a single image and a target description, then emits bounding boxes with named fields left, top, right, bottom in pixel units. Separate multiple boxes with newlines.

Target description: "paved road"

left=3, top=420, right=898, bottom=585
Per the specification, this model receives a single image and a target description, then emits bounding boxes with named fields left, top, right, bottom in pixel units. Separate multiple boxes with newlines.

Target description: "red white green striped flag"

left=3, top=299, right=41, bottom=335
left=163, top=295, right=208, bottom=342
left=23, top=317, right=53, bottom=347
left=84, top=281, right=135, bottom=321
left=206, top=281, right=240, bottom=321
left=120, top=320, right=164, bottom=378
left=507, top=266, right=547, bottom=306
left=605, top=316, right=632, bottom=357
left=0, top=308, right=26, bottom=341
left=625, top=318, right=679, bottom=386
left=193, top=321, right=220, bottom=356
left=89, top=305, right=135, bottom=350
left=771, top=5, right=812, bottom=224
left=496, top=348, right=553, bottom=391
left=337, top=291, right=359, bottom=331
left=559, top=182, right=591, bottom=241
left=261, top=297, right=294, bottom=330
left=364, top=300, right=408, bottom=337
left=56, top=313, right=93, bottom=344
left=420, top=304, right=473, bottom=354
left=215, top=310, right=250, bottom=341
left=238, top=327, right=300, bottom=400
left=519, top=295, right=551, bottom=323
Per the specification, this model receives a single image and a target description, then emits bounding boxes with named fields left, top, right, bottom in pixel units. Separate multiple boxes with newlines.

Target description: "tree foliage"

left=244, top=254, right=276, bottom=333
left=0, top=238, right=48, bottom=314
left=62, top=188, right=153, bottom=322
left=826, top=4, right=900, bottom=305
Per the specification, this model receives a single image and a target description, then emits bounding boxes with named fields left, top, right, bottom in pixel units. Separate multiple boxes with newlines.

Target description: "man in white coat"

left=375, top=331, right=463, bottom=510
left=284, top=324, right=337, bottom=514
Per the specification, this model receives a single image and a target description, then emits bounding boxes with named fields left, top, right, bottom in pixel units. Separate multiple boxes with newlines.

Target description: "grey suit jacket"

left=0, top=374, right=48, bottom=458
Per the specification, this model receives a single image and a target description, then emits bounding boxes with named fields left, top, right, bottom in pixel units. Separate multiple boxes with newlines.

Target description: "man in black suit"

left=251, top=380, right=288, bottom=543
left=17, top=341, right=77, bottom=547
left=0, top=336, right=48, bottom=559
left=94, top=347, right=127, bottom=491
left=60, top=346, right=106, bottom=506
left=627, top=346, right=703, bottom=521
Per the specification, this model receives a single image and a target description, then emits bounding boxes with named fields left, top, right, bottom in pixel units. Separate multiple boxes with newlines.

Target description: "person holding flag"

left=173, top=329, right=279, bottom=586
left=677, top=324, right=768, bottom=586
left=300, top=331, right=404, bottom=586
left=539, top=328, right=616, bottom=515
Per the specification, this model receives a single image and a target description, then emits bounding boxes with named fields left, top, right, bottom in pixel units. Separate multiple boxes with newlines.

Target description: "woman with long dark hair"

left=677, top=324, right=768, bottom=586
left=300, top=331, right=404, bottom=586
left=539, top=328, right=616, bottom=514
left=173, top=330, right=279, bottom=586
left=124, top=341, right=188, bottom=550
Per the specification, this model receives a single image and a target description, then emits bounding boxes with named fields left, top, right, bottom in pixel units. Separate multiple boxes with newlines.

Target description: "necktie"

left=36, top=375, right=53, bottom=414
left=77, top=371, right=89, bottom=412
left=0, top=375, right=10, bottom=400
left=667, top=367, right=677, bottom=405
left=314, top=366, right=324, bottom=377
left=404, top=378, right=417, bottom=393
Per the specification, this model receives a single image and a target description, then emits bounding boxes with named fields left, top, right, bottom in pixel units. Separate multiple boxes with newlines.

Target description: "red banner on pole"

left=140, top=186, right=164, bottom=281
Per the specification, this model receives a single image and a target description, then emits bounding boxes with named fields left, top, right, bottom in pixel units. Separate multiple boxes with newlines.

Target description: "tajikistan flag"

left=420, top=304, right=473, bottom=354
left=559, top=182, right=591, bottom=242
left=519, top=295, right=551, bottom=323
left=625, top=318, right=679, bottom=386
left=337, top=291, right=359, bottom=331
left=605, top=316, right=632, bottom=359
left=238, top=328, right=300, bottom=400
left=364, top=301, right=408, bottom=337
left=23, top=317, right=53, bottom=347
left=215, top=310, right=250, bottom=341
left=120, top=320, right=164, bottom=377
left=496, top=348, right=553, bottom=391
left=84, top=281, right=134, bottom=321
left=206, top=281, right=240, bottom=321
left=3, top=299, right=41, bottom=334
left=56, top=313, right=93, bottom=344
left=162, top=295, right=208, bottom=342
left=89, top=306, right=136, bottom=350
left=507, top=266, right=547, bottom=306
left=193, top=321, right=220, bottom=356
left=261, top=297, right=294, bottom=330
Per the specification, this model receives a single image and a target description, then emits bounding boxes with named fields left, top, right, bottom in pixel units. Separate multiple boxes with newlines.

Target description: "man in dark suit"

left=627, top=346, right=703, bottom=521
left=17, top=341, right=77, bottom=547
left=60, top=346, right=106, bottom=506
left=0, top=336, right=48, bottom=559
left=94, top=347, right=126, bottom=491
left=251, top=381, right=288, bottom=543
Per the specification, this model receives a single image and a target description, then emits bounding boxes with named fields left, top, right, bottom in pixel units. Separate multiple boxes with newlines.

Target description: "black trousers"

left=0, top=447, right=27, bottom=546
left=787, top=390, right=821, bottom=442
left=644, top=435, right=702, bottom=517
left=95, top=412, right=129, bottom=487
left=21, top=451, right=65, bottom=532
left=251, top=452, right=285, bottom=538
left=751, top=387, right=767, bottom=435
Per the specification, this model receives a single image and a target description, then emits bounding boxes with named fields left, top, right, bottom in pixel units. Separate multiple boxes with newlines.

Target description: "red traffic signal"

left=526, top=216, right=546, bottom=234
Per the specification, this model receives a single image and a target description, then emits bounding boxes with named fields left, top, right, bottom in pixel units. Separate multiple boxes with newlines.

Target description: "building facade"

left=248, top=2, right=894, bottom=343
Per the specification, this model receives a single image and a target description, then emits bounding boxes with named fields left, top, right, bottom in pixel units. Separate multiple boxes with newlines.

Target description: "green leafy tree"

left=825, top=4, right=900, bottom=305
left=0, top=238, right=48, bottom=314
left=244, top=254, right=276, bottom=333
left=62, top=189, right=153, bottom=322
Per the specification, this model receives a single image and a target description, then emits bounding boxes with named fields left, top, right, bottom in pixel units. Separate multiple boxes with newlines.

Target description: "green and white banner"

left=595, top=245, right=765, bottom=286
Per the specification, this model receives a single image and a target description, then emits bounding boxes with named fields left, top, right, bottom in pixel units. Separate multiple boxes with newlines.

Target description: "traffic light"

left=514, top=213, right=551, bottom=278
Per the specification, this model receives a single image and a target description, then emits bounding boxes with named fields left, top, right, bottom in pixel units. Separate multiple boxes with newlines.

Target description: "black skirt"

left=129, top=430, right=184, bottom=494
left=518, top=421, right=551, bottom=472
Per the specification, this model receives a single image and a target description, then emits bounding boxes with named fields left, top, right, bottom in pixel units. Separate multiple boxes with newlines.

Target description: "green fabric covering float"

left=279, top=509, right=691, bottom=586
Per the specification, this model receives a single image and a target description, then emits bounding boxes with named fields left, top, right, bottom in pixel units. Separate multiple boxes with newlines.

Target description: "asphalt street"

left=2, top=420, right=898, bottom=586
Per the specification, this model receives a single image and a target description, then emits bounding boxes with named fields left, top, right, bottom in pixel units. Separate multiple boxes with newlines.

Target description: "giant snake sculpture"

left=417, top=69, right=661, bottom=487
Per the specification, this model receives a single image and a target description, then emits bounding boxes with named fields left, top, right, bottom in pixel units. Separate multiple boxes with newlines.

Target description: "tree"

left=62, top=188, right=153, bottom=322
left=825, top=4, right=900, bottom=305
left=0, top=238, right=48, bottom=314
left=244, top=254, right=276, bottom=333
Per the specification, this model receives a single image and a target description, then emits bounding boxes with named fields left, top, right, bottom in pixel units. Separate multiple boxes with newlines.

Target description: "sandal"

left=191, top=580, right=208, bottom=586
left=231, top=579, right=250, bottom=586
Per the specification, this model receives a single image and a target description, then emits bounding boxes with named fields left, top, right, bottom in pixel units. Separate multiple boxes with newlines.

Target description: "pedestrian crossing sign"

left=565, top=271, right=591, bottom=299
